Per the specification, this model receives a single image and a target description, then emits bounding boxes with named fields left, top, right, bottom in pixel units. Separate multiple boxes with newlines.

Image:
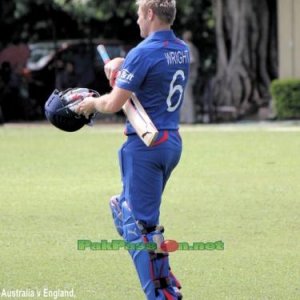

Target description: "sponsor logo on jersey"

left=117, top=69, right=134, bottom=84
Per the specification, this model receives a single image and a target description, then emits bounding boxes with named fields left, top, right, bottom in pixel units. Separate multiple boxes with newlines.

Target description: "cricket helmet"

left=44, top=88, right=100, bottom=132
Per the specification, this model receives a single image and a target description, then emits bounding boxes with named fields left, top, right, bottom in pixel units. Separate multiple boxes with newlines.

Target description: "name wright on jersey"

left=165, top=50, right=190, bottom=65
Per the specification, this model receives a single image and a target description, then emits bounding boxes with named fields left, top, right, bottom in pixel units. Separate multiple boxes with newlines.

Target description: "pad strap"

left=153, top=277, right=171, bottom=289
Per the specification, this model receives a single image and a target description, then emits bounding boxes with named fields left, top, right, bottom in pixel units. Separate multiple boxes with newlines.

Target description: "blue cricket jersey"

left=116, top=30, right=190, bottom=135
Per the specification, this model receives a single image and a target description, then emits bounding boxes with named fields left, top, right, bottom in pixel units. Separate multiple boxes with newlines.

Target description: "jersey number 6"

left=166, top=70, right=185, bottom=112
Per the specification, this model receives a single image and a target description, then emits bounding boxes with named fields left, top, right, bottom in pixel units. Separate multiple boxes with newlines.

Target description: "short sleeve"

left=116, top=47, right=150, bottom=92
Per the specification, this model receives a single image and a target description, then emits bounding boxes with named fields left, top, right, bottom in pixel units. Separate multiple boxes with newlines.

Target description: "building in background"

left=278, top=0, right=300, bottom=78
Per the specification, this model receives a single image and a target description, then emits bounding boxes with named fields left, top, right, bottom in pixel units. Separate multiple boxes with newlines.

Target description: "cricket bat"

left=97, top=45, right=158, bottom=147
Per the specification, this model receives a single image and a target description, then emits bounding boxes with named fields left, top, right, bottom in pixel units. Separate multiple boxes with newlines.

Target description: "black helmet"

left=44, top=88, right=100, bottom=132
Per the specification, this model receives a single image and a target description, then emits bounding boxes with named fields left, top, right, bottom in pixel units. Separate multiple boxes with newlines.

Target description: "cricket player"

left=77, top=0, right=190, bottom=299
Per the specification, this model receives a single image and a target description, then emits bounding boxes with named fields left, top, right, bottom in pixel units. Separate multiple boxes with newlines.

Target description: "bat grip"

left=97, top=45, right=111, bottom=64
left=97, top=44, right=117, bottom=86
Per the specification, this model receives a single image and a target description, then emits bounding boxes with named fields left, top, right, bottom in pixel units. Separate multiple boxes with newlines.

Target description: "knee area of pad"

left=146, top=229, right=166, bottom=253
left=122, top=222, right=141, bottom=242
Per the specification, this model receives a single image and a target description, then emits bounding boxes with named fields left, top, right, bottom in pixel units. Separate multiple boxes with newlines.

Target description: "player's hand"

left=104, top=57, right=124, bottom=87
left=76, top=97, right=97, bottom=119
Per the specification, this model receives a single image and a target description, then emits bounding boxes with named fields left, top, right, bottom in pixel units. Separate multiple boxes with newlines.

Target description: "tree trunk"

left=211, top=0, right=278, bottom=119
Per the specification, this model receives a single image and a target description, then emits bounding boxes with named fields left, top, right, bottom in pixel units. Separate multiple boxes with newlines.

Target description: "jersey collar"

left=146, top=30, right=177, bottom=41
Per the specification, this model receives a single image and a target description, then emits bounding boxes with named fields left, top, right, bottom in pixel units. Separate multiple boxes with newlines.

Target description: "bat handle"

left=97, top=45, right=111, bottom=64
left=97, top=44, right=120, bottom=87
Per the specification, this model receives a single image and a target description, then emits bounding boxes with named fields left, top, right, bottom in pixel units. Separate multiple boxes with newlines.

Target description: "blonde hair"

left=136, top=0, right=176, bottom=25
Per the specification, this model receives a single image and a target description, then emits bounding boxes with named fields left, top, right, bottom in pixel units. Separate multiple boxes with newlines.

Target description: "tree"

left=211, top=0, right=278, bottom=119
left=0, top=0, right=82, bottom=47
left=54, top=0, right=140, bottom=42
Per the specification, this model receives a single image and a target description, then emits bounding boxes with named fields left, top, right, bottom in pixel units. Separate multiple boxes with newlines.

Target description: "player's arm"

left=76, top=57, right=128, bottom=117
left=76, top=86, right=132, bottom=117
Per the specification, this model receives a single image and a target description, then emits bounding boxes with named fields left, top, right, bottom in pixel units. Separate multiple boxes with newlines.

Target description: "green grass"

left=0, top=123, right=300, bottom=300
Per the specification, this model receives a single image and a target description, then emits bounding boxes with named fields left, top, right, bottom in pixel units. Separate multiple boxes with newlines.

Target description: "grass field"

left=0, top=122, right=300, bottom=300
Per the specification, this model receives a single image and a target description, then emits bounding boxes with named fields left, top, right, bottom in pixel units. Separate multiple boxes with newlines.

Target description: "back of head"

left=136, top=0, right=176, bottom=25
